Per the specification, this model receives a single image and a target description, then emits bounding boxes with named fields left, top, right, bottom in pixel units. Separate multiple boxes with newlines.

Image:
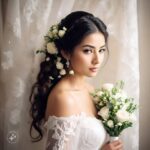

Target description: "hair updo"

left=29, top=11, right=109, bottom=142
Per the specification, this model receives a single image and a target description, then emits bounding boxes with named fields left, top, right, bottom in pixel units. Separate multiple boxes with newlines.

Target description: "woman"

left=29, top=11, right=123, bottom=150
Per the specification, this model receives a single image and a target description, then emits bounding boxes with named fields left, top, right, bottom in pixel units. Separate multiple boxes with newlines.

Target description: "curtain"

left=0, top=0, right=139, bottom=150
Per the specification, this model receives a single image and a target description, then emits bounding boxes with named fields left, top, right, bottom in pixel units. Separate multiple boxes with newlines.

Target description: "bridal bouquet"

left=91, top=81, right=137, bottom=141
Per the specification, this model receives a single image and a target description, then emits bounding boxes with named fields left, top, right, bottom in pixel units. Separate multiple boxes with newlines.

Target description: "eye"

left=83, top=48, right=93, bottom=54
left=99, top=49, right=106, bottom=53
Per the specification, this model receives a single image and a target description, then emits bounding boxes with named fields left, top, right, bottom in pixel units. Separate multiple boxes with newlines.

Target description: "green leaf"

left=36, top=50, right=46, bottom=54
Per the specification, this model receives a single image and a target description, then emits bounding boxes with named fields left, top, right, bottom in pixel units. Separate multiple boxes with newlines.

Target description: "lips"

left=89, top=67, right=99, bottom=72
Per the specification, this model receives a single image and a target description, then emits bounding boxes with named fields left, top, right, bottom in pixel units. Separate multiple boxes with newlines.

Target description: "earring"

left=66, top=59, right=70, bottom=68
left=69, top=70, right=74, bottom=75
left=66, top=59, right=74, bottom=75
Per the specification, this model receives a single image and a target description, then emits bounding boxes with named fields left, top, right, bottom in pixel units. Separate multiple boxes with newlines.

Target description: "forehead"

left=79, top=32, right=105, bottom=47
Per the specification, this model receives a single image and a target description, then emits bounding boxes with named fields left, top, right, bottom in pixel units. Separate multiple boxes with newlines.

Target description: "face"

left=69, top=32, right=106, bottom=77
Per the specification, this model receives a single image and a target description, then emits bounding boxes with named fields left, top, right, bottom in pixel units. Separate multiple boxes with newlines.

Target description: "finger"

left=111, top=140, right=120, bottom=146
left=111, top=140, right=123, bottom=146
left=114, top=143, right=123, bottom=149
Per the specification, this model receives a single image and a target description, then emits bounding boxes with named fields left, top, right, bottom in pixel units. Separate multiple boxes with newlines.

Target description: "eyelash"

left=83, top=49, right=92, bottom=54
left=83, top=48, right=106, bottom=54
left=99, top=49, right=106, bottom=53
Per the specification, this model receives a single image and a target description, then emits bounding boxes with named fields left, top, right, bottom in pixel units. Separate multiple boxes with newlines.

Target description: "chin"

left=86, top=72, right=98, bottom=77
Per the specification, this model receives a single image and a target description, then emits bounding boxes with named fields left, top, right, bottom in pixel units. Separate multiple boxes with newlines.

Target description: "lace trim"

left=44, top=112, right=101, bottom=150
left=44, top=113, right=83, bottom=150
left=44, top=112, right=99, bottom=125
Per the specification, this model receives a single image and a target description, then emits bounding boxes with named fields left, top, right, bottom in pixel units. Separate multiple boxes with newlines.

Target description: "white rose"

left=44, top=36, right=50, bottom=42
left=60, top=69, right=66, bottom=75
left=47, top=42, right=58, bottom=54
left=96, top=91, right=103, bottom=96
left=58, top=30, right=65, bottom=37
left=98, top=106, right=109, bottom=120
left=107, top=120, right=114, bottom=128
left=56, top=61, right=64, bottom=70
left=102, top=83, right=114, bottom=91
left=57, top=57, right=61, bottom=61
left=52, top=25, right=57, bottom=29
left=52, top=29, right=58, bottom=35
left=48, top=31, right=53, bottom=38
left=116, top=109, right=130, bottom=122
left=99, top=101, right=104, bottom=106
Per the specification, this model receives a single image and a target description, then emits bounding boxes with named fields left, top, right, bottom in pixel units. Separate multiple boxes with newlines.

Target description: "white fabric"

left=43, top=112, right=107, bottom=150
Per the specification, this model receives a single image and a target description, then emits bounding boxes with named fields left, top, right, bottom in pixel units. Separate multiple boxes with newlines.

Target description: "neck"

left=63, top=74, right=87, bottom=90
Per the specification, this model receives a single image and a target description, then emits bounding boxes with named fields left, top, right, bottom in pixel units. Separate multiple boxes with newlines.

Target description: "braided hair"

left=29, top=11, right=109, bottom=142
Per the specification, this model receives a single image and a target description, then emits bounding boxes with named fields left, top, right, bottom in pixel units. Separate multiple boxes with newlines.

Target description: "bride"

left=29, top=11, right=123, bottom=150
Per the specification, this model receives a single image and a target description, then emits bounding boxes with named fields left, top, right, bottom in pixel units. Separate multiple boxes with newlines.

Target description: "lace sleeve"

left=44, top=114, right=80, bottom=150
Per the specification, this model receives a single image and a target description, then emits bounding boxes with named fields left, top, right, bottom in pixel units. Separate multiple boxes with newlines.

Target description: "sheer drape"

left=0, top=0, right=139, bottom=150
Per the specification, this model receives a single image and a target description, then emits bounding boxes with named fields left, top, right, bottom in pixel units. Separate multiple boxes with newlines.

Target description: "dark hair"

left=29, top=11, right=109, bottom=142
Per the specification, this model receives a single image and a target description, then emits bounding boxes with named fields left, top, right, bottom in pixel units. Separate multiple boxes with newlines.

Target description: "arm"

left=44, top=115, right=79, bottom=150
left=44, top=91, right=79, bottom=150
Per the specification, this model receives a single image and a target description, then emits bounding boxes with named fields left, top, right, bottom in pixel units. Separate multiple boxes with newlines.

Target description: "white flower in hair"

left=52, top=29, right=58, bottom=36
left=52, top=25, right=58, bottom=29
left=44, top=24, right=67, bottom=55
left=46, top=57, right=50, bottom=61
left=63, top=27, right=67, bottom=31
left=60, top=69, right=66, bottom=75
left=56, top=61, right=64, bottom=69
left=37, top=24, right=67, bottom=55
left=47, top=42, right=58, bottom=54
left=57, top=57, right=61, bottom=61
left=44, top=36, right=50, bottom=42
left=49, top=76, right=54, bottom=80
left=58, top=30, right=66, bottom=37
left=48, top=32, right=53, bottom=38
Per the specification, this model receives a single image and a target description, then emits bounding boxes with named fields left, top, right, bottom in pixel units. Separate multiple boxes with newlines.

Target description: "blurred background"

left=138, top=0, right=150, bottom=149
left=0, top=0, right=149, bottom=149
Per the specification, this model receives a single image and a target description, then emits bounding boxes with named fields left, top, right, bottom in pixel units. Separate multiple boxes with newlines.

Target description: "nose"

left=92, top=52, right=100, bottom=65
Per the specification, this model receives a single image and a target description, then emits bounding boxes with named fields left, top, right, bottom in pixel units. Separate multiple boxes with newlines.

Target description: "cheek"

left=97, top=52, right=105, bottom=65
left=100, top=54, right=105, bottom=62
left=70, top=54, right=90, bottom=69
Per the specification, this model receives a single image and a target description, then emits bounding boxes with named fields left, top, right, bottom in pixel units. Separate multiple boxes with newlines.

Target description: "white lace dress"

left=43, top=112, right=108, bottom=150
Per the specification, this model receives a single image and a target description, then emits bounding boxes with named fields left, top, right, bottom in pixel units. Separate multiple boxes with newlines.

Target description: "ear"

left=60, top=50, right=71, bottom=60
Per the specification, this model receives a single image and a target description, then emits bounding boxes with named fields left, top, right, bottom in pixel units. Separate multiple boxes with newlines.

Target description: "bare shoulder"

left=45, top=85, right=78, bottom=120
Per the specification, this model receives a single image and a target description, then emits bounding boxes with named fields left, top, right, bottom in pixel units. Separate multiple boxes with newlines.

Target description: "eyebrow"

left=82, top=44, right=106, bottom=49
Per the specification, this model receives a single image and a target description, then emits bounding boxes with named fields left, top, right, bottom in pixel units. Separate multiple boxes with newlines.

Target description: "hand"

left=101, top=140, right=123, bottom=150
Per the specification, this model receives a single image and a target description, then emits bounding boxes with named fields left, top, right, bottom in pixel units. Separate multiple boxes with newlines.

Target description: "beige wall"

left=138, top=0, right=150, bottom=149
